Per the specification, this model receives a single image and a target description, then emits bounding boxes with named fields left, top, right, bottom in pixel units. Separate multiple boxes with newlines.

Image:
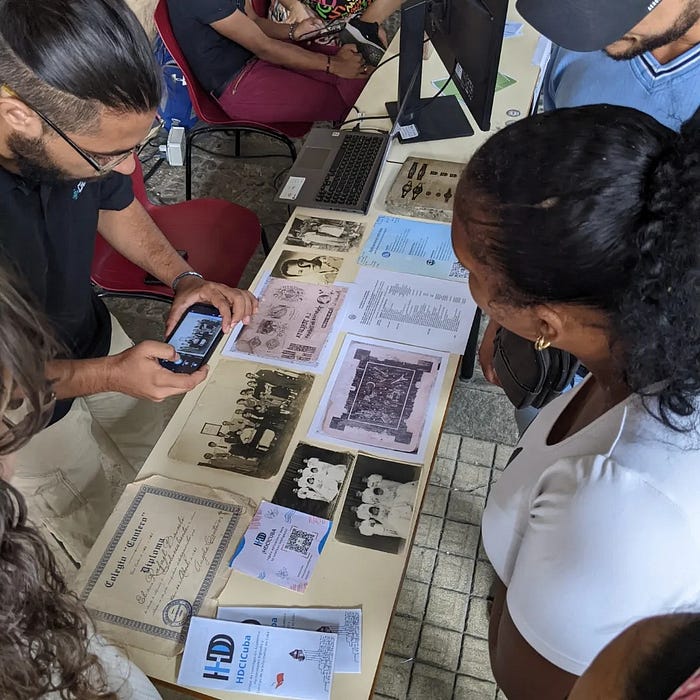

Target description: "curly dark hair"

left=455, top=104, right=700, bottom=430
left=0, top=271, right=118, bottom=699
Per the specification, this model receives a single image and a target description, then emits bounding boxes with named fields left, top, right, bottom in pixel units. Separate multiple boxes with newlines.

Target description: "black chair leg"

left=460, top=307, right=483, bottom=381
left=260, top=226, right=272, bottom=255
left=185, top=130, right=194, bottom=200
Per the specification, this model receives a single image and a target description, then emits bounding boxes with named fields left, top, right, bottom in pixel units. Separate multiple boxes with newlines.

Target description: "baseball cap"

left=515, top=0, right=662, bottom=51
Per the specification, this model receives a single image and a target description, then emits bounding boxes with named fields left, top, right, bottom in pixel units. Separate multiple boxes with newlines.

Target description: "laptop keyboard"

left=315, top=132, right=386, bottom=208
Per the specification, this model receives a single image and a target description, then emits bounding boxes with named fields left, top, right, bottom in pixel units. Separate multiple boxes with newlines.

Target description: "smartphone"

left=159, top=303, right=223, bottom=373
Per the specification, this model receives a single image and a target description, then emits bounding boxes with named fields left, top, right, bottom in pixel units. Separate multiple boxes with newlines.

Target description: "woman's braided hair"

left=455, top=104, right=700, bottom=429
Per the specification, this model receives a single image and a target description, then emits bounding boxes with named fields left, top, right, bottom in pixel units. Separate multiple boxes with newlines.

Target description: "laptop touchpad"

left=297, top=147, right=331, bottom=170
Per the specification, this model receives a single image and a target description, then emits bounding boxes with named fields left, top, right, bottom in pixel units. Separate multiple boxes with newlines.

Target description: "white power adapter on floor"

left=166, top=126, right=186, bottom=166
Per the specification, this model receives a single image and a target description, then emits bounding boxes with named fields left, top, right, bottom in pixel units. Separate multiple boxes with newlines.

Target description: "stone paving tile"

left=421, top=484, right=450, bottom=518
left=459, top=436, right=496, bottom=466
left=454, top=675, right=498, bottom=700
left=430, top=455, right=457, bottom=487
left=432, top=552, right=475, bottom=594
left=374, top=653, right=413, bottom=699
left=446, top=491, right=486, bottom=525
left=466, top=597, right=491, bottom=639
left=437, top=432, right=461, bottom=460
left=395, top=578, right=430, bottom=619
left=414, top=513, right=443, bottom=549
left=425, top=586, right=469, bottom=632
left=408, top=663, right=456, bottom=700
left=459, top=633, right=494, bottom=681
left=494, top=442, right=515, bottom=470
left=439, top=520, right=481, bottom=558
left=416, top=624, right=463, bottom=671
left=472, top=558, right=497, bottom=598
left=405, top=545, right=437, bottom=585
left=386, top=614, right=422, bottom=659
left=453, top=462, right=492, bottom=497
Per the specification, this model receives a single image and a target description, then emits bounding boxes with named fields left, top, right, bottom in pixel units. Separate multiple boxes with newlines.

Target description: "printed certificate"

left=73, top=476, right=254, bottom=656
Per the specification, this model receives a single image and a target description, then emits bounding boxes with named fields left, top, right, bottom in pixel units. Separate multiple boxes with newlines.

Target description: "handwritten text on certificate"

left=75, top=476, right=253, bottom=656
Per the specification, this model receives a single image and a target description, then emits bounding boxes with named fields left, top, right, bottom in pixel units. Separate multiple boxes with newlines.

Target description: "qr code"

left=448, top=262, right=469, bottom=279
left=284, top=527, right=316, bottom=556
left=282, top=343, right=316, bottom=362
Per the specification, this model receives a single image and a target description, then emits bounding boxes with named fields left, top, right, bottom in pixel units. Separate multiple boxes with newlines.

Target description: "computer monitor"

left=386, top=0, right=508, bottom=143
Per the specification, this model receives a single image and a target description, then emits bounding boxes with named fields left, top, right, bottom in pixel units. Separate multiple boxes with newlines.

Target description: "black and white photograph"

left=169, top=360, right=313, bottom=478
left=272, top=443, right=355, bottom=519
left=271, top=250, right=344, bottom=284
left=335, top=455, right=420, bottom=554
left=285, top=215, right=365, bottom=253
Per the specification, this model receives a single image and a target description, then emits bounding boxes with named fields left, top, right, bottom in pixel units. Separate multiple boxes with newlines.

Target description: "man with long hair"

left=0, top=0, right=256, bottom=569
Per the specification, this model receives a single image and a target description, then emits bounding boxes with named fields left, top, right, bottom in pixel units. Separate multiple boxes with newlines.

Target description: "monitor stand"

left=385, top=0, right=473, bottom=144
left=386, top=94, right=473, bottom=143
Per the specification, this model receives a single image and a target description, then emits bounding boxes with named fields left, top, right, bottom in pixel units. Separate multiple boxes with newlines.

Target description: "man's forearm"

left=255, top=36, right=328, bottom=71
left=98, top=199, right=192, bottom=288
left=47, top=357, right=114, bottom=399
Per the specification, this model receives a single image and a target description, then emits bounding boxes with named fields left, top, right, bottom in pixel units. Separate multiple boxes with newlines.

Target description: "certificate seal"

left=162, top=599, right=192, bottom=627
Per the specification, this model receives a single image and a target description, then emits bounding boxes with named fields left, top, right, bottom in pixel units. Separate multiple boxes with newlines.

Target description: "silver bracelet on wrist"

left=288, top=22, right=298, bottom=41
left=171, top=270, right=203, bottom=292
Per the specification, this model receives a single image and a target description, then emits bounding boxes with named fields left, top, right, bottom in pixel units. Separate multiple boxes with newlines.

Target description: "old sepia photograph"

left=311, top=336, right=446, bottom=461
left=169, top=360, right=313, bottom=478
left=336, top=455, right=420, bottom=554
left=271, top=250, right=344, bottom=285
left=284, top=215, right=365, bottom=252
left=272, top=443, right=355, bottom=520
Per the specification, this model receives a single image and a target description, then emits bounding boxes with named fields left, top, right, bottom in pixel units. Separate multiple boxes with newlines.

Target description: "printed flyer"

left=178, top=617, right=337, bottom=699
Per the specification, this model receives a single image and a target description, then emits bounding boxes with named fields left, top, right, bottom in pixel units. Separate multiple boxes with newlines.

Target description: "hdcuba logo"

left=203, top=634, right=235, bottom=681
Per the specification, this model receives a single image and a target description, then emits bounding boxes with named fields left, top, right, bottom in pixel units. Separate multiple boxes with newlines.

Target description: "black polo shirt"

left=167, top=0, right=253, bottom=95
left=0, top=167, right=134, bottom=423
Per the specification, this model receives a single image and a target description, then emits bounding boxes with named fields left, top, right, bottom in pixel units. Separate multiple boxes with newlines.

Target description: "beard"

left=6, top=132, right=70, bottom=183
left=605, top=1, right=700, bottom=59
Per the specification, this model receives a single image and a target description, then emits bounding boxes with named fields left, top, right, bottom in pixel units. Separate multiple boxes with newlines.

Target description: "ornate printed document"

left=73, top=476, right=254, bottom=656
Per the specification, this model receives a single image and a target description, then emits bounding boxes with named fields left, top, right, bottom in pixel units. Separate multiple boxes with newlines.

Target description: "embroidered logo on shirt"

left=72, top=180, right=86, bottom=200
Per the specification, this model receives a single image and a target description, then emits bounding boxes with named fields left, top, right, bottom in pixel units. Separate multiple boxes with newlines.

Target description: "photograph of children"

left=272, top=443, right=355, bottom=520
left=169, top=360, right=313, bottom=478
left=285, top=215, right=365, bottom=253
left=310, top=336, right=447, bottom=462
left=271, top=250, right=344, bottom=285
left=336, top=455, right=420, bottom=554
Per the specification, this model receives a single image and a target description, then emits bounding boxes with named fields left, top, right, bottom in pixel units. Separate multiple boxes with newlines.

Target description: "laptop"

left=275, top=127, right=390, bottom=214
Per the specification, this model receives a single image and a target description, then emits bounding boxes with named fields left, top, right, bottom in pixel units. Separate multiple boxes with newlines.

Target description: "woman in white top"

left=451, top=104, right=700, bottom=699
left=0, top=272, right=160, bottom=699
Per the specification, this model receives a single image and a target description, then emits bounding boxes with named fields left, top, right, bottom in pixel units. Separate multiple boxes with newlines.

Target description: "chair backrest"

left=129, top=156, right=152, bottom=210
left=153, top=0, right=233, bottom=125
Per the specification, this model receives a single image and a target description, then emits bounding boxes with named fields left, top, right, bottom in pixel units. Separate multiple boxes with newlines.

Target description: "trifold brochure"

left=178, top=616, right=337, bottom=699
left=218, top=607, right=361, bottom=673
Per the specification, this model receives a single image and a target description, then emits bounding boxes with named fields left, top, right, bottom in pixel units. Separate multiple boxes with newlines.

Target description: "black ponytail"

left=455, top=104, right=700, bottom=430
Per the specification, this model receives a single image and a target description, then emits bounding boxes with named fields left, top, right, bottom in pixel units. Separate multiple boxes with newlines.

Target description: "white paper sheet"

left=308, top=335, right=449, bottom=464
left=178, top=616, right=336, bottom=699
left=342, top=268, right=477, bottom=354
left=217, top=607, right=361, bottom=673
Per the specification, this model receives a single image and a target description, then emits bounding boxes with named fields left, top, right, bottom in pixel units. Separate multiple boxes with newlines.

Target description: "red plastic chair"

left=154, top=0, right=311, bottom=199
left=91, top=158, right=262, bottom=302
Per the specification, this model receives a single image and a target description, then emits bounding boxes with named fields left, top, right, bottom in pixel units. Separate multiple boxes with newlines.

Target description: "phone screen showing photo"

left=165, top=309, right=223, bottom=372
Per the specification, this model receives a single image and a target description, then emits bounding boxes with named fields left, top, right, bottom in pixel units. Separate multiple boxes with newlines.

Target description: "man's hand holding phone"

left=106, top=341, right=209, bottom=401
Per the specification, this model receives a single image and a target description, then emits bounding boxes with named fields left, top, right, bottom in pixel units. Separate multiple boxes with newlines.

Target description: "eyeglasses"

left=1, top=84, right=163, bottom=174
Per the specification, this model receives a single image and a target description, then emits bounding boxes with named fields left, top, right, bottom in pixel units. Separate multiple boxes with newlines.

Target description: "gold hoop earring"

left=534, top=335, right=551, bottom=351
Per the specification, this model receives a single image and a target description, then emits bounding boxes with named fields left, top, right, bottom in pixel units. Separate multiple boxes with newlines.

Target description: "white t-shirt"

left=482, top=378, right=700, bottom=675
